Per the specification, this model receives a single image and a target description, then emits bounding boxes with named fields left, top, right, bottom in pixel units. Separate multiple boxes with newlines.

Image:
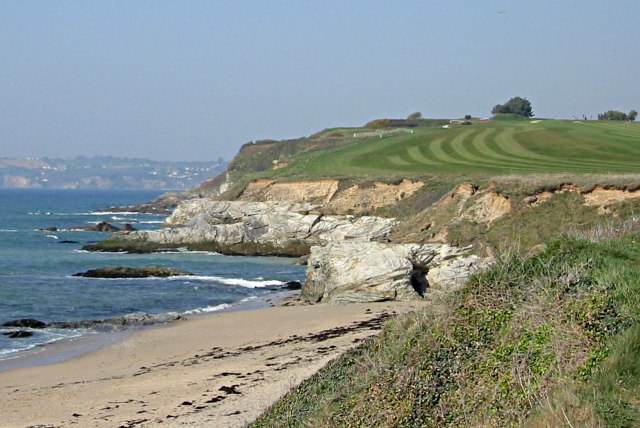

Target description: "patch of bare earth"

left=325, top=179, right=424, bottom=213
left=238, top=179, right=424, bottom=214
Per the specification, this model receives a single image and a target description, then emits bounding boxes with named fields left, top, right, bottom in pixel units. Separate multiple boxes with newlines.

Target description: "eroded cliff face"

left=523, top=184, right=640, bottom=214
left=240, top=179, right=340, bottom=205
left=238, top=178, right=424, bottom=214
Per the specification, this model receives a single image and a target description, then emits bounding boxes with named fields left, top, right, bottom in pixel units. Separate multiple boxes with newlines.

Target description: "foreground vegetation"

left=252, top=228, right=640, bottom=427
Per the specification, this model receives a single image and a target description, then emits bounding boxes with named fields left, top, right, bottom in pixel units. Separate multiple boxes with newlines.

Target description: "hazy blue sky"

left=1, top=1, right=638, bottom=161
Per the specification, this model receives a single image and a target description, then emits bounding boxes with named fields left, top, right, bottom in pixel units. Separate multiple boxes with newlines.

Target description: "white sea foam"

left=0, top=328, right=85, bottom=359
left=167, top=275, right=285, bottom=288
left=46, top=235, right=59, bottom=240
left=0, top=229, right=18, bottom=232
left=182, top=303, right=232, bottom=315
left=204, top=276, right=285, bottom=288
left=181, top=296, right=258, bottom=315
left=110, top=216, right=138, bottom=221
left=91, top=211, right=140, bottom=215
left=168, top=248, right=221, bottom=255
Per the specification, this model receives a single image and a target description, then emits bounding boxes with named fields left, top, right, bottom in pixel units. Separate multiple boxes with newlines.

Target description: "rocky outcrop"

left=2, top=314, right=182, bottom=333
left=302, top=241, right=483, bottom=304
left=2, top=319, right=47, bottom=329
left=41, top=222, right=137, bottom=232
left=73, top=265, right=193, bottom=278
left=48, top=312, right=183, bottom=331
left=2, top=331, right=34, bottom=338
left=105, top=200, right=397, bottom=256
left=102, top=191, right=190, bottom=215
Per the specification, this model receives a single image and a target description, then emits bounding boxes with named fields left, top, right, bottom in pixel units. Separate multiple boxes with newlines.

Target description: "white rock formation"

left=117, top=199, right=397, bottom=256
left=302, top=241, right=483, bottom=304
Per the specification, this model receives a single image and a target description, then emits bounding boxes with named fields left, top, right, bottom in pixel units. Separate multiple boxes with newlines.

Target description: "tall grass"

left=251, top=232, right=640, bottom=427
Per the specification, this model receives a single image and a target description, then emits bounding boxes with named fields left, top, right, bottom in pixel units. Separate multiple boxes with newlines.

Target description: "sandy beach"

left=0, top=299, right=426, bottom=427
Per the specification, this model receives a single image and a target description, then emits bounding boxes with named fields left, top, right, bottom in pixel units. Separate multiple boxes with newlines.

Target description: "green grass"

left=268, top=120, right=640, bottom=179
left=251, top=232, right=640, bottom=427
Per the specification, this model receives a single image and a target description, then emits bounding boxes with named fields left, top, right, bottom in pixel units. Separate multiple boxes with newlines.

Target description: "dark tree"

left=491, top=97, right=534, bottom=117
left=629, top=110, right=638, bottom=122
left=598, top=110, right=628, bottom=121
left=407, top=112, right=422, bottom=120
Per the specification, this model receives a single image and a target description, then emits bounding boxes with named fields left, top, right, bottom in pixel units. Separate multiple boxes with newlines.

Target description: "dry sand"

left=0, top=300, right=426, bottom=427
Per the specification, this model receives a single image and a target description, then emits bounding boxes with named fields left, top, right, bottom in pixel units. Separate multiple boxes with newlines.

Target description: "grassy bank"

left=266, top=119, right=640, bottom=180
left=251, top=230, right=640, bottom=427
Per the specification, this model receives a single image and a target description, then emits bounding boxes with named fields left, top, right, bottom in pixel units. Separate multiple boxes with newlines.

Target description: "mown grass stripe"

left=462, top=129, right=546, bottom=171
left=428, top=138, right=466, bottom=165
left=448, top=128, right=595, bottom=172
left=493, top=129, right=626, bottom=171
left=448, top=128, right=534, bottom=170
left=405, top=145, right=440, bottom=165
left=471, top=129, right=601, bottom=172
left=387, top=155, right=413, bottom=166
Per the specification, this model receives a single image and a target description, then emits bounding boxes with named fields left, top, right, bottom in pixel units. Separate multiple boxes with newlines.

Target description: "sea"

left=0, top=189, right=306, bottom=368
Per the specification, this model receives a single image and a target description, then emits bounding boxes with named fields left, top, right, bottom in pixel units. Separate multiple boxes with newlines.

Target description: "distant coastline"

left=0, top=156, right=226, bottom=190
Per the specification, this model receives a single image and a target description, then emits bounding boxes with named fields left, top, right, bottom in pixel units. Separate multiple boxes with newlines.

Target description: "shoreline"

left=0, top=298, right=427, bottom=427
left=0, top=288, right=299, bottom=374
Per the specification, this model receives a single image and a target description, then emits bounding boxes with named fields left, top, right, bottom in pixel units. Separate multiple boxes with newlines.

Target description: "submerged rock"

left=73, top=265, right=193, bottom=278
left=49, top=311, right=182, bottom=331
left=42, top=222, right=137, bottom=233
left=119, top=223, right=137, bottom=232
left=302, top=241, right=484, bottom=304
left=284, top=281, right=302, bottom=290
left=2, top=319, right=47, bottom=329
left=2, top=330, right=34, bottom=338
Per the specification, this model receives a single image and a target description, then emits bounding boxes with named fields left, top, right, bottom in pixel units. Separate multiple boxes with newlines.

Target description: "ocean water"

left=0, top=189, right=306, bottom=363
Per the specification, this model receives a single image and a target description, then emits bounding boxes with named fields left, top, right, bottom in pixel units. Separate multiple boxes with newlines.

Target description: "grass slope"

left=269, top=120, right=640, bottom=179
left=251, top=231, right=640, bottom=427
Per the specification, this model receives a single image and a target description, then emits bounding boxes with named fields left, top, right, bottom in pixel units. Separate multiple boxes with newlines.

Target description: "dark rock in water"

left=2, top=319, right=47, bottom=328
left=92, top=221, right=120, bottom=232
left=63, top=221, right=120, bottom=232
left=119, top=223, right=137, bottom=232
left=284, top=281, right=302, bottom=290
left=80, top=243, right=157, bottom=254
left=73, top=265, right=193, bottom=278
left=48, top=311, right=182, bottom=331
left=98, top=191, right=187, bottom=215
left=2, top=330, right=34, bottom=338
left=41, top=226, right=58, bottom=232
left=59, top=240, right=80, bottom=244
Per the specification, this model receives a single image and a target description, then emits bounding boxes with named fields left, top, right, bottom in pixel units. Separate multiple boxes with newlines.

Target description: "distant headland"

left=0, top=156, right=226, bottom=190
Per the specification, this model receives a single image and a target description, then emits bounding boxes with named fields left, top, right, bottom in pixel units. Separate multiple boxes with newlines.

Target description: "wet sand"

left=0, top=300, right=425, bottom=427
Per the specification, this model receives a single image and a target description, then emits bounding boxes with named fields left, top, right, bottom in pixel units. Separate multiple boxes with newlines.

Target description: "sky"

left=1, top=1, right=638, bottom=162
